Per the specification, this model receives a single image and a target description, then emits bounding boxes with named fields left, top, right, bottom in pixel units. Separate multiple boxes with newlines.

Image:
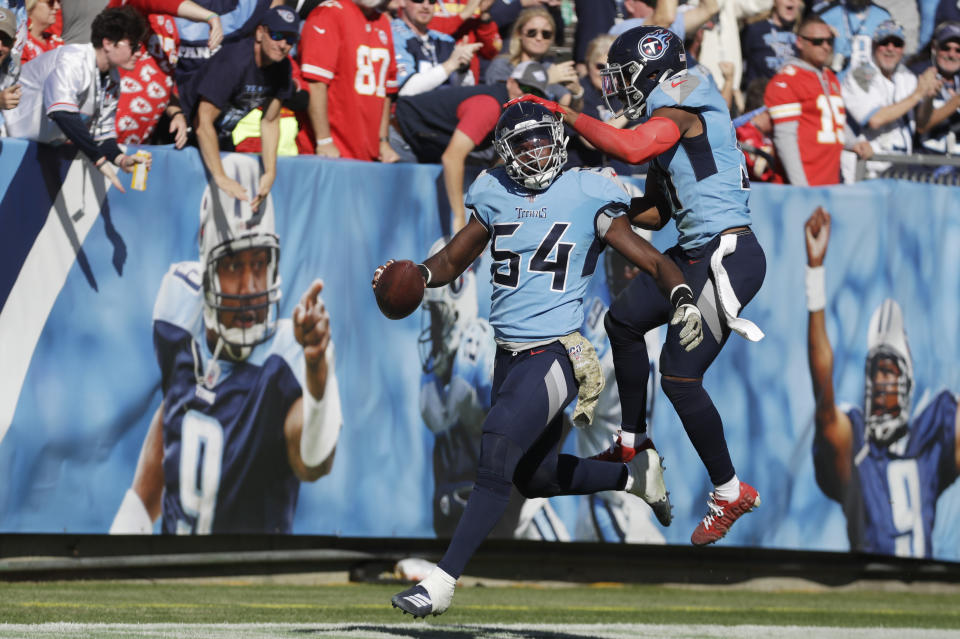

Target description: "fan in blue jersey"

left=109, top=161, right=343, bottom=535
left=510, top=25, right=768, bottom=546
left=805, top=207, right=960, bottom=558
left=418, top=237, right=570, bottom=542
left=376, top=100, right=704, bottom=618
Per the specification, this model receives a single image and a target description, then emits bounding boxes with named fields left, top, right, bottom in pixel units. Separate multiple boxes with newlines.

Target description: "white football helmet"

left=199, top=185, right=282, bottom=361
left=863, top=299, right=913, bottom=446
left=418, top=237, right=478, bottom=380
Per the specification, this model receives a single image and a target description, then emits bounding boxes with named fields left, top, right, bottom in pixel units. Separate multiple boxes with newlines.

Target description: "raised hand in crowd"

left=547, top=59, right=578, bottom=85
left=443, top=41, right=484, bottom=76
left=916, top=66, right=943, bottom=99
left=0, top=84, right=20, bottom=110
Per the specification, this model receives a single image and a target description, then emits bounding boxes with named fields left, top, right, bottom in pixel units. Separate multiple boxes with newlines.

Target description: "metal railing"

left=854, top=152, right=960, bottom=185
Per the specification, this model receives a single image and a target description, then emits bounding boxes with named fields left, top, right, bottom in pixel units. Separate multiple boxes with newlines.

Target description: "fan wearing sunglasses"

left=764, top=15, right=853, bottom=185
left=176, top=5, right=298, bottom=211
left=839, top=20, right=940, bottom=181
left=390, top=0, right=484, bottom=96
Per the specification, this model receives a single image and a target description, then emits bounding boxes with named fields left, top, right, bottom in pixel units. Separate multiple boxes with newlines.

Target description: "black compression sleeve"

left=48, top=111, right=104, bottom=163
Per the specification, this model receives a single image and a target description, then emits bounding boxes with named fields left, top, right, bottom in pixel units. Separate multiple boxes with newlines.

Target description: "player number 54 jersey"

left=466, top=167, right=630, bottom=343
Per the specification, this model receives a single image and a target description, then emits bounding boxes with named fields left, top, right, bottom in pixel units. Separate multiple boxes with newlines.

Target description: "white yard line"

left=0, top=623, right=958, bottom=639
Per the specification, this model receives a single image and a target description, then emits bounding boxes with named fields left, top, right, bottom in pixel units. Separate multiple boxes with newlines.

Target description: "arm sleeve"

left=48, top=110, right=120, bottom=163
left=398, top=65, right=450, bottom=97
left=764, top=74, right=808, bottom=185
left=571, top=112, right=682, bottom=164
left=772, top=119, right=807, bottom=185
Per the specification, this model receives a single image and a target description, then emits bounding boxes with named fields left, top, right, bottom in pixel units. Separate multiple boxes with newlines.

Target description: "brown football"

left=374, top=260, right=426, bottom=320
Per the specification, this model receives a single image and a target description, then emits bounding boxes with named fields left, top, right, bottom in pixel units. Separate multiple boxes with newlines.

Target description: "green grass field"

left=2, top=580, right=959, bottom=637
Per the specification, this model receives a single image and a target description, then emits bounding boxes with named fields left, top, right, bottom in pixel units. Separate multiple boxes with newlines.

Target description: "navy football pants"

left=605, top=228, right=766, bottom=486
left=437, top=341, right=627, bottom=579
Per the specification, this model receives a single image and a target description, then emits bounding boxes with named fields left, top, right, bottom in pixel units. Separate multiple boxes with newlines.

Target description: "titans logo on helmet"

left=638, top=30, right=671, bottom=60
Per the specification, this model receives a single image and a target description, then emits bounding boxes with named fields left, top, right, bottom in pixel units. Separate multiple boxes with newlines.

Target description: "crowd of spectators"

left=2, top=0, right=960, bottom=214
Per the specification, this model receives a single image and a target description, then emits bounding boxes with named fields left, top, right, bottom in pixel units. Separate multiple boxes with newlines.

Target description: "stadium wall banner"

left=1, top=140, right=959, bottom=562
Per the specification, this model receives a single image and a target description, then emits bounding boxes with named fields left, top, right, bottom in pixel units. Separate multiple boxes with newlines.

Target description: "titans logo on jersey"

left=466, top=167, right=629, bottom=342
left=645, top=65, right=752, bottom=250
left=830, top=391, right=959, bottom=558
left=153, top=262, right=305, bottom=534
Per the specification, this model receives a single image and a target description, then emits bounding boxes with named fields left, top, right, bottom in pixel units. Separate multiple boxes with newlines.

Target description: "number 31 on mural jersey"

left=355, top=45, right=390, bottom=97
left=816, top=94, right=845, bottom=144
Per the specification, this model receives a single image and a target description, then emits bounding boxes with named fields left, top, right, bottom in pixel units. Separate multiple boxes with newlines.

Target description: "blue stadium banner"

left=1, top=139, right=958, bottom=562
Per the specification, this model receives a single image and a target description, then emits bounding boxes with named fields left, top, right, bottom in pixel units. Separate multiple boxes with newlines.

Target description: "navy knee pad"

left=476, top=432, right=524, bottom=495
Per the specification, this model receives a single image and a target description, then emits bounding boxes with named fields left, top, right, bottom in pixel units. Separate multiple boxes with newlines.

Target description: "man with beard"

left=840, top=20, right=940, bottom=180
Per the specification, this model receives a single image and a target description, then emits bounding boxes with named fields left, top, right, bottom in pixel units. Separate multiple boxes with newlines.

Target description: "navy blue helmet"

left=493, top=101, right=567, bottom=190
left=601, top=26, right=687, bottom=120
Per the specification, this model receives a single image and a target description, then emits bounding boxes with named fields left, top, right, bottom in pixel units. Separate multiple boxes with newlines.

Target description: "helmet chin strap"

left=201, top=337, right=225, bottom=389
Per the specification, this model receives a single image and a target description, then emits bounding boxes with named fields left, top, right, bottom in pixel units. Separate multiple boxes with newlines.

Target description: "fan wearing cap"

left=176, top=5, right=298, bottom=212
left=916, top=21, right=960, bottom=154
left=0, top=7, right=21, bottom=116
left=814, top=0, right=893, bottom=74
left=840, top=20, right=941, bottom=180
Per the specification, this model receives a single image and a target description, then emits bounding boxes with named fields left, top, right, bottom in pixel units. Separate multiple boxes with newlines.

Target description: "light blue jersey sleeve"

left=153, top=261, right=205, bottom=335
left=464, top=170, right=502, bottom=232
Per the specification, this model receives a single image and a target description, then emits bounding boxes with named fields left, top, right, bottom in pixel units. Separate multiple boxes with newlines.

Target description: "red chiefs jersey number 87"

left=355, top=45, right=391, bottom=97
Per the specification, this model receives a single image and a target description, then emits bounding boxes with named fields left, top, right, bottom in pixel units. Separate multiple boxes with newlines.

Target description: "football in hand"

left=374, top=260, right=426, bottom=320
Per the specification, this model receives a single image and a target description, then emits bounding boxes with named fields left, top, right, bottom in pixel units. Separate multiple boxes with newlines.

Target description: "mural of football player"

left=109, top=156, right=344, bottom=534
left=572, top=216, right=666, bottom=544
left=805, top=206, right=960, bottom=558
left=419, top=237, right=569, bottom=541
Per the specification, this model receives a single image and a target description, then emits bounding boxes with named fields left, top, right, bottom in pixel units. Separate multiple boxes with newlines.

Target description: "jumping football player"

left=805, top=206, right=960, bottom=558
left=110, top=167, right=343, bottom=534
left=375, top=100, right=704, bottom=617
left=512, top=25, right=767, bottom=545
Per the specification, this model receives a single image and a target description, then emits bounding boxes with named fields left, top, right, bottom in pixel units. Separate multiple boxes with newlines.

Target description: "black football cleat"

left=391, top=584, right=437, bottom=618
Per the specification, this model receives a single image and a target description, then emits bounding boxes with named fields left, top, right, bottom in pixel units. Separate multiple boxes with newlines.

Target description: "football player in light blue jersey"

left=510, top=25, right=767, bottom=546
left=109, top=161, right=343, bottom=535
left=377, top=100, right=704, bottom=618
left=805, top=207, right=960, bottom=558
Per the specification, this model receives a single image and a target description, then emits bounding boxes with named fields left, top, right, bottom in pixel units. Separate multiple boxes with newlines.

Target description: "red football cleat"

left=690, top=482, right=761, bottom=546
left=589, top=434, right=657, bottom=463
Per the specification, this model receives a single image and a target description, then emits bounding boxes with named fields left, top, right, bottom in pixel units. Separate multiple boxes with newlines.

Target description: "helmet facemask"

left=862, top=299, right=913, bottom=447
left=417, top=247, right=478, bottom=380
left=202, top=236, right=282, bottom=361
left=495, top=111, right=568, bottom=190
left=600, top=59, right=682, bottom=120
left=418, top=299, right=462, bottom=380
left=863, top=349, right=911, bottom=446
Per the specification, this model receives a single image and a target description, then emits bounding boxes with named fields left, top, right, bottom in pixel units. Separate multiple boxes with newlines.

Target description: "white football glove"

left=671, top=304, right=703, bottom=351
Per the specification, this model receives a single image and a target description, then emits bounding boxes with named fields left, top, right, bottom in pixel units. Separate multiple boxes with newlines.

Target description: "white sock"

left=617, top=430, right=648, bottom=449
left=714, top=476, right=740, bottom=503
left=419, top=566, right=456, bottom=614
